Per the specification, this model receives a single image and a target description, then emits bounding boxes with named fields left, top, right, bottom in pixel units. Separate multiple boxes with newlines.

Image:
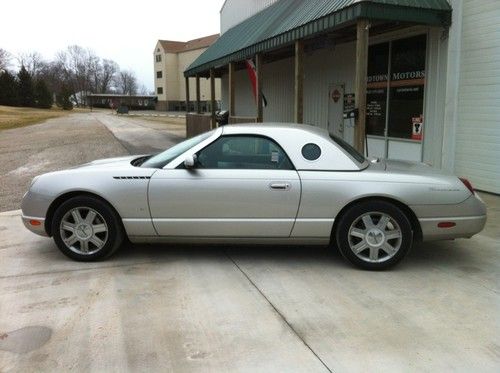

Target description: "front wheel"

left=335, top=200, right=413, bottom=270
left=52, top=196, right=124, bottom=261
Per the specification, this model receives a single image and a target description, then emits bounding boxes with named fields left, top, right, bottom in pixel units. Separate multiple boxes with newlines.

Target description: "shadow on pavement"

left=103, top=239, right=479, bottom=272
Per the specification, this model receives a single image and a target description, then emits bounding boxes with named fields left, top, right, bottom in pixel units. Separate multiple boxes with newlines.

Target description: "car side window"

left=301, top=143, right=321, bottom=161
left=196, top=135, right=294, bottom=170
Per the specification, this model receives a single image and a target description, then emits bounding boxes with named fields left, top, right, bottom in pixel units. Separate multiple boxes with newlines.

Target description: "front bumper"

left=21, top=186, right=52, bottom=237
left=21, top=215, right=49, bottom=237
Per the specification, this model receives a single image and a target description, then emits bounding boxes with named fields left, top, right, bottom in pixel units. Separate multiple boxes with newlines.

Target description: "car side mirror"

left=184, top=154, right=197, bottom=169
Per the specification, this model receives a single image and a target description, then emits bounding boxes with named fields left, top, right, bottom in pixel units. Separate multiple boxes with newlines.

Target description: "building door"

left=328, top=84, right=345, bottom=139
left=365, top=34, right=427, bottom=161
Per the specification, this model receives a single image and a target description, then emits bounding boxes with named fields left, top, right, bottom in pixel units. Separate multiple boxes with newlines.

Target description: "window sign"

left=388, top=35, right=426, bottom=139
left=366, top=42, right=389, bottom=137
left=366, top=35, right=426, bottom=141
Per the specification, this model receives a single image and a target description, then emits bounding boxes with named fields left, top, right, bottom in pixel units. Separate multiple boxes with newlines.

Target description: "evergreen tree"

left=0, top=71, right=19, bottom=106
left=34, top=79, right=53, bottom=108
left=17, top=65, right=35, bottom=107
left=56, top=84, right=73, bottom=110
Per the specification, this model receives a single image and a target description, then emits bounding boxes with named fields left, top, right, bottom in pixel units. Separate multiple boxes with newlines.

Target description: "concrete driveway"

left=1, top=113, right=499, bottom=372
left=1, top=196, right=499, bottom=372
left=93, top=112, right=185, bottom=154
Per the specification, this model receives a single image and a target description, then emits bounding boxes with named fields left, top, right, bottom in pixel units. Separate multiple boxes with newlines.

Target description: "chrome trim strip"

left=152, top=218, right=296, bottom=222
left=294, top=218, right=335, bottom=222
left=125, top=218, right=334, bottom=222
left=128, top=235, right=330, bottom=245
left=418, top=215, right=486, bottom=222
left=150, top=218, right=335, bottom=223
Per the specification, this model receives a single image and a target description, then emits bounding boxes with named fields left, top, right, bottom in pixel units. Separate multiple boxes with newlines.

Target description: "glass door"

left=365, top=34, right=427, bottom=161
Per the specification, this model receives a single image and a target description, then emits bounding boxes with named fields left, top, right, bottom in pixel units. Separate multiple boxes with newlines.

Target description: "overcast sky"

left=0, top=0, right=222, bottom=91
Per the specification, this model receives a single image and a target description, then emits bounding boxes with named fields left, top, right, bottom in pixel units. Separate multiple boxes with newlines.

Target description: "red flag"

left=245, top=59, right=267, bottom=107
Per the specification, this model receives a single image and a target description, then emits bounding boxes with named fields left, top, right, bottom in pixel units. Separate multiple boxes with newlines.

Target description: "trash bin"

left=117, top=105, right=129, bottom=114
left=215, top=110, right=229, bottom=126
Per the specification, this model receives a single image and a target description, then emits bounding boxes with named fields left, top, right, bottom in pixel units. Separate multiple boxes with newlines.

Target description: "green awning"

left=185, top=0, right=451, bottom=77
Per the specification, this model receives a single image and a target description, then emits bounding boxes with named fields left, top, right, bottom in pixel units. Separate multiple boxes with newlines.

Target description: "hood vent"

left=113, top=176, right=151, bottom=180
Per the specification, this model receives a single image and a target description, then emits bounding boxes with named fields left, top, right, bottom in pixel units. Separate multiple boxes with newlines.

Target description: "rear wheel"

left=335, top=200, right=413, bottom=270
left=52, top=196, right=124, bottom=261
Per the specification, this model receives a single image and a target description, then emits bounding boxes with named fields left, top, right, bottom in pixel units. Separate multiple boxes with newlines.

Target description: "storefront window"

left=366, top=35, right=426, bottom=141
left=366, top=43, right=389, bottom=137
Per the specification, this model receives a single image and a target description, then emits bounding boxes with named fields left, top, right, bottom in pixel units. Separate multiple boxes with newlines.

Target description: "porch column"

left=255, top=53, right=263, bottom=122
left=354, top=19, right=369, bottom=153
left=228, top=62, right=235, bottom=117
left=185, top=76, right=190, bottom=112
left=294, top=40, right=304, bottom=123
left=210, top=68, right=216, bottom=128
left=195, top=74, right=201, bottom=113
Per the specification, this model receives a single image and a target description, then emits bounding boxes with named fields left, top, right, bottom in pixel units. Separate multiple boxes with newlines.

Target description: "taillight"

left=459, top=178, right=474, bottom=193
left=437, top=222, right=456, bottom=228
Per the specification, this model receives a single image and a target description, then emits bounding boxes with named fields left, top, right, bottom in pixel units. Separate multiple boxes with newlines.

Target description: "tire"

left=51, top=196, right=124, bottom=261
left=335, top=200, right=413, bottom=270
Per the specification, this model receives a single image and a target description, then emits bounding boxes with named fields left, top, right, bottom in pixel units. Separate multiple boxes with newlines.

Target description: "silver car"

left=21, top=123, right=486, bottom=270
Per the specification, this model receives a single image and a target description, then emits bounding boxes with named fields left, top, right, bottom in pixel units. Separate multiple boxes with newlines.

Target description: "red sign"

left=411, top=115, right=423, bottom=141
left=331, top=89, right=341, bottom=103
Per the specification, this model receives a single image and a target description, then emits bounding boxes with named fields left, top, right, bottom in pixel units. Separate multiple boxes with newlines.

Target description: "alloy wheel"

left=348, top=211, right=402, bottom=263
left=59, top=207, right=108, bottom=255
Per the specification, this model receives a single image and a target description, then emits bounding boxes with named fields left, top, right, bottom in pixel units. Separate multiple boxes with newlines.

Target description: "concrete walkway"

left=1, top=193, right=499, bottom=372
left=93, top=113, right=185, bottom=154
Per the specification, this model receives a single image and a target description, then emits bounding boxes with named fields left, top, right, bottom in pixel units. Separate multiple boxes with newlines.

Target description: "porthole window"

left=301, top=143, right=321, bottom=161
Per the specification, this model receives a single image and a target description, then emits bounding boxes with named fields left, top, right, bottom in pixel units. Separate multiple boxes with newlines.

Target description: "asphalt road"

left=0, top=113, right=499, bottom=371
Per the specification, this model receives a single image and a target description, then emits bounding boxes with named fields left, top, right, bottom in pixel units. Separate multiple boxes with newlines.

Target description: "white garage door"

left=455, top=0, right=500, bottom=194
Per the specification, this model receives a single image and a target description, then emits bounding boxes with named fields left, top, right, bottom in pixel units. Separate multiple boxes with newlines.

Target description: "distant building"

left=87, top=93, right=156, bottom=110
left=153, top=34, right=221, bottom=111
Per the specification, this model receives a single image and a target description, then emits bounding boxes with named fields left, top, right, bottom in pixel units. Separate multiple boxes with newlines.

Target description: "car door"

left=148, top=134, right=301, bottom=237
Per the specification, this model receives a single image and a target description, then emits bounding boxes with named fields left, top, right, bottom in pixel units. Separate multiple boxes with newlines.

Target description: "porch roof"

left=184, top=0, right=451, bottom=77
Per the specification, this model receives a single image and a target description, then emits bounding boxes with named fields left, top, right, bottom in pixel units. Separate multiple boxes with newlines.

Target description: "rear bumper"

left=21, top=215, right=49, bottom=237
left=419, top=214, right=487, bottom=241
left=414, top=192, right=487, bottom=241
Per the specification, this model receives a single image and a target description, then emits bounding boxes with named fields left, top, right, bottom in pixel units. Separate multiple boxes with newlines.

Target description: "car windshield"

left=141, top=130, right=215, bottom=168
left=329, top=134, right=366, bottom=163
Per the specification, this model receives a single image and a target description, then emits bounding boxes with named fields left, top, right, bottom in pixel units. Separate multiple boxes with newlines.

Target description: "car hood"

left=73, top=155, right=147, bottom=169
left=31, top=154, right=156, bottom=191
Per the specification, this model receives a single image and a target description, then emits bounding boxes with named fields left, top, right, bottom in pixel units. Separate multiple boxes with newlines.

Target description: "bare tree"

left=4, top=44, right=143, bottom=106
left=0, top=48, right=12, bottom=72
left=99, top=59, right=119, bottom=93
left=117, top=70, right=138, bottom=95
left=40, top=59, right=71, bottom=95
left=55, top=45, right=102, bottom=105
left=17, top=51, right=46, bottom=78
left=88, top=53, right=102, bottom=93
left=139, top=84, right=149, bottom=95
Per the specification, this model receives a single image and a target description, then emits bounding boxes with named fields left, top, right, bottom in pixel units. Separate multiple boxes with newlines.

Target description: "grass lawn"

left=0, top=105, right=71, bottom=131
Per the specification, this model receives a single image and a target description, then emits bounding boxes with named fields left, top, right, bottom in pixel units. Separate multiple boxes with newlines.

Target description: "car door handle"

left=269, top=182, right=291, bottom=190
